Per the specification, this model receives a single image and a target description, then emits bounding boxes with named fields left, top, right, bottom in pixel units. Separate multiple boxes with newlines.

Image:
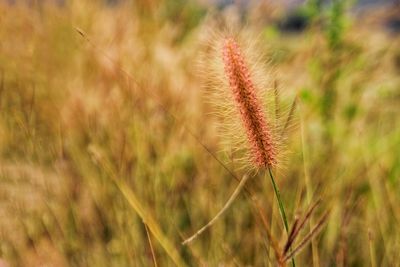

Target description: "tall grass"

left=0, top=1, right=399, bottom=266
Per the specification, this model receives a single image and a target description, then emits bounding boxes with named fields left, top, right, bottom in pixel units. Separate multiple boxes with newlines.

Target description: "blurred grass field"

left=0, top=0, right=400, bottom=266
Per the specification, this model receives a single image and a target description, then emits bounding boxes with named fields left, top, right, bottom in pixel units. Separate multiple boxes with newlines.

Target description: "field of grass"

left=0, top=1, right=399, bottom=266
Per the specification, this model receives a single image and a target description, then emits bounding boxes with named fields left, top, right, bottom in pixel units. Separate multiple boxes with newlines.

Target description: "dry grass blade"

left=115, top=179, right=186, bottom=267
left=250, top=196, right=282, bottom=261
left=0, top=71, right=4, bottom=100
left=282, top=96, right=298, bottom=136
left=284, top=210, right=330, bottom=262
left=182, top=175, right=251, bottom=245
left=88, top=146, right=187, bottom=267
left=283, top=199, right=322, bottom=254
left=145, top=223, right=159, bottom=267
left=368, top=228, right=377, bottom=267
left=274, top=80, right=280, bottom=124
left=284, top=217, right=300, bottom=254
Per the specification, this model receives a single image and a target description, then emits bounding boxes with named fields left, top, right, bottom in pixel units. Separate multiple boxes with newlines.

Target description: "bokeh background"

left=0, top=0, right=399, bottom=266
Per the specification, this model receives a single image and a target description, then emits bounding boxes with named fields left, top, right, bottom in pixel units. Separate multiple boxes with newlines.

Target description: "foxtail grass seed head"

left=222, top=37, right=277, bottom=168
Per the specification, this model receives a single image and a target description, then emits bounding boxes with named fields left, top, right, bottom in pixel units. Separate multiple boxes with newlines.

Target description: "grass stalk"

left=144, top=223, right=159, bottom=267
left=88, top=146, right=186, bottom=267
left=182, top=174, right=251, bottom=245
left=368, top=229, right=377, bottom=267
left=300, top=105, right=320, bottom=267
left=267, top=167, right=296, bottom=267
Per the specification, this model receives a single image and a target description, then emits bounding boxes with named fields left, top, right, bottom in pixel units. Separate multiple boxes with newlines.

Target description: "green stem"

left=267, top=167, right=296, bottom=267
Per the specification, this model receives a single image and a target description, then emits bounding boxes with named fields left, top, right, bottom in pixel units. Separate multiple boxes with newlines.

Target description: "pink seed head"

left=222, top=37, right=277, bottom=168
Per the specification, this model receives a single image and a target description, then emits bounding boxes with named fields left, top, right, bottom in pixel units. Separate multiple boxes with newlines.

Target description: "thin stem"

left=267, top=167, right=296, bottom=267
left=368, top=228, right=377, bottom=267
left=300, top=104, right=319, bottom=267
left=144, top=223, right=158, bottom=267
left=268, top=168, right=289, bottom=232
left=283, top=211, right=329, bottom=262
left=182, top=174, right=251, bottom=245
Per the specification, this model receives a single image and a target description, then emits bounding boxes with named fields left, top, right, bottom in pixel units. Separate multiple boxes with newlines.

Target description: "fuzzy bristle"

left=222, top=37, right=276, bottom=168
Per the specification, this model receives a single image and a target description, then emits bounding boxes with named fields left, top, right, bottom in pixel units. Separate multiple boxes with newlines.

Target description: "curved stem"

left=182, top=175, right=251, bottom=245
left=267, top=167, right=296, bottom=267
